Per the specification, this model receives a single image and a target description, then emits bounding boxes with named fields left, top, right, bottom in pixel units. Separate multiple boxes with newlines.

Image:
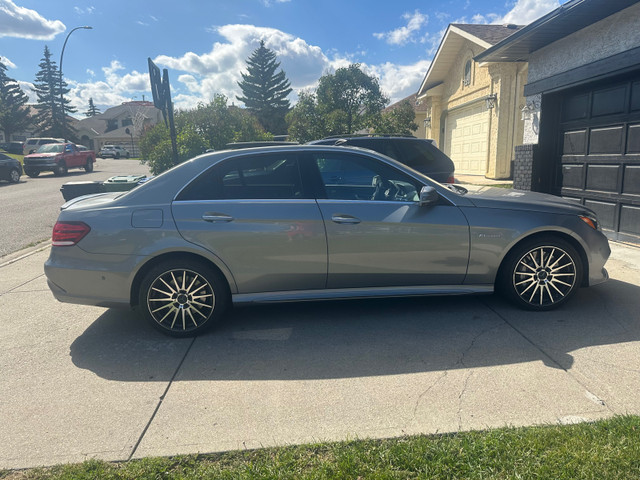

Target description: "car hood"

left=462, top=186, right=592, bottom=216
left=24, top=153, right=59, bottom=159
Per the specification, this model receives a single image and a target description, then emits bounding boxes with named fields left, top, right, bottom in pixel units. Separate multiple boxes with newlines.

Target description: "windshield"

left=37, top=144, right=64, bottom=153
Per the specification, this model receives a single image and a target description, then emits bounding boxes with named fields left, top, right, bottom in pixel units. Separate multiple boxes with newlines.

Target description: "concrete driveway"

left=1, top=242, right=639, bottom=469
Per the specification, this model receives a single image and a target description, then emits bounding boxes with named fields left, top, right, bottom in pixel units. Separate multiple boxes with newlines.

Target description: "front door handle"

left=331, top=214, right=361, bottom=224
left=202, top=213, right=234, bottom=223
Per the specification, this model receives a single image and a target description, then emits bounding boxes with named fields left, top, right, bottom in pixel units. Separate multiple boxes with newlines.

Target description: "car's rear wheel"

left=9, top=167, right=20, bottom=183
left=54, top=162, right=68, bottom=176
left=84, top=159, right=94, bottom=172
left=500, top=237, right=583, bottom=310
left=139, top=260, right=229, bottom=337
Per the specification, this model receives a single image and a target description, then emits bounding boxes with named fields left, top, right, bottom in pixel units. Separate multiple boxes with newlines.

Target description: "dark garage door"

left=559, top=75, right=640, bottom=242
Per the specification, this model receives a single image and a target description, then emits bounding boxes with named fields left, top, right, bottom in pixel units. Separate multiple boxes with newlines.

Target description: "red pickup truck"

left=23, top=143, right=96, bottom=177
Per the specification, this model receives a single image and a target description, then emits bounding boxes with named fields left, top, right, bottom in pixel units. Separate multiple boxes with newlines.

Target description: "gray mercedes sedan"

left=45, top=145, right=610, bottom=337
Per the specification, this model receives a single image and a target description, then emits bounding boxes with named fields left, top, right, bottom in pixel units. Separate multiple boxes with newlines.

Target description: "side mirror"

left=418, top=186, right=439, bottom=206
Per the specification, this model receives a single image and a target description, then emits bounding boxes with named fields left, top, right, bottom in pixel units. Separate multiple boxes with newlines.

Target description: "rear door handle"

left=331, top=214, right=361, bottom=224
left=202, top=213, right=234, bottom=223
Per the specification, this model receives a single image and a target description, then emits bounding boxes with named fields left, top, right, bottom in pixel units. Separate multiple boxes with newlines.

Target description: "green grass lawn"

left=3, top=415, right=640, bottom=479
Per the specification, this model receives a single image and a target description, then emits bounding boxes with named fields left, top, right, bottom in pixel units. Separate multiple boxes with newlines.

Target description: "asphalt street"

left=1, top=240, right=639, bottom=470
left=0, top=157, right=151, bottom=259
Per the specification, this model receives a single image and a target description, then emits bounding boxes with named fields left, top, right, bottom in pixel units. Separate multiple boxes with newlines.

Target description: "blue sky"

left=0, top=0, right=564, bottom=115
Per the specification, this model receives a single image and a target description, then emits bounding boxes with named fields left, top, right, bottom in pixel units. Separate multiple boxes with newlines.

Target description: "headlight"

left=579, top=215, right=599, bottom=231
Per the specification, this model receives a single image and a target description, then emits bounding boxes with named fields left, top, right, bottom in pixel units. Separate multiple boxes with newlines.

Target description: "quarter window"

left=177, top=153, right=304, bottom=201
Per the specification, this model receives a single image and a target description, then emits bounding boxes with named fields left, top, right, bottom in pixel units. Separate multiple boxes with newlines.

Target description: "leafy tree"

left=287, top=64, right=389, bottom=141
left=371, top=100, right=418, bottom=135
left=140, top=94, right=271, bottom=175
left=286, top=91, right=327, bottom=143
left=237, top=40, right=292, bottom=134
left=84, top=98, right=101, bottom=117
left=32, top=46, right=77, bottom=139
left=315, top=64, right=388, bottom=134
left=0, top=60, right=31, bottom=141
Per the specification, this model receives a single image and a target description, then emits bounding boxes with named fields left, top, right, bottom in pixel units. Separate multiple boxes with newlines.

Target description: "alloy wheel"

left=146, top=268, right=215, bottom=333
left=512, top=245, right=577, bottom=307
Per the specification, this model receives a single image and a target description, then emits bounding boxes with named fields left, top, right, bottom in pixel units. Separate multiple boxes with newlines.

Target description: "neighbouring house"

left=416, top=23, right=525, bottom=179
left=476, top=0, right=640, bottom=243
left=381, top=93, right=429, bottom=137
left=0, top=106, right=79, bottom=143
left=75, top=101, right=163, bottom=156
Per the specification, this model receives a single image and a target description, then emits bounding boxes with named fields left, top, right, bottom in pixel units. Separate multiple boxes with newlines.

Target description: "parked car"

left=0, top=152, right=22, bottom=183
left=308, top=135, right=455, bottom=184
left=0, top=141, right=25, bottom=155
left=99, top=145, right=129, bottom=159
left=23, top=143, right=96, bottom=177
left=23, top=137, right=65, bottom=155
left=45, top=145, right=610, bottom=337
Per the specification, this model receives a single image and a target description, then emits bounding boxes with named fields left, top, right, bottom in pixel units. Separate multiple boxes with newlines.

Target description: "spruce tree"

left=84, top=97, right=101, bottom=117
left=237, top=40, right=292, bottom=134
left=0, top=60, right=31, bottom=141
left=32, top=46, right=77, bottom=139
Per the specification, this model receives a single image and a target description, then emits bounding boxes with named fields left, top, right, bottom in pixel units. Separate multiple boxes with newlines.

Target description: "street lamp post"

left=59, top=26, right=92, bottom=139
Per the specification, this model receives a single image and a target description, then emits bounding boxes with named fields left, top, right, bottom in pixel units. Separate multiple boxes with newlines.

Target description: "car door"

left=172, top=152, right=328, bottom=294
left=309, top=150, right=470, bottom=289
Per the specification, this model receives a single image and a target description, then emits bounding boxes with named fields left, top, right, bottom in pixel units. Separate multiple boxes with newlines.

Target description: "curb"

left=0, top=242, right=51, bottom=269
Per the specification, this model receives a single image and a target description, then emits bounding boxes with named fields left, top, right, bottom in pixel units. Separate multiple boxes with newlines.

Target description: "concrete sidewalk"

left=1, top=242, right=639, bottom=470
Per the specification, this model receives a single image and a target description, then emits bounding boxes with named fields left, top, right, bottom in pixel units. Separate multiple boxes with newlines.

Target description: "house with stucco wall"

left=75, top=101, right=163, bottom=156
left=416, top=24, right=525, bottom=179
left=477, top=0, right=640, bottom=243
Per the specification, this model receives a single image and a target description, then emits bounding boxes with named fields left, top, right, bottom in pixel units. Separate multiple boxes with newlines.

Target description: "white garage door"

left=444, top=103, right=489, bottom=175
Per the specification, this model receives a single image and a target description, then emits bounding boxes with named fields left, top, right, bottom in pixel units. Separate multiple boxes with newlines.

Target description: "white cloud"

left=499, top=0, right=561, bottom=25
left=0, top=0, right=65, bottom=40
left=368, top=60, right=431, bottom=104
left=374, top=10, right=428, bottom=46
left=261, top=0, right=291, bottom=6
left=73, top=6, right=95, bottom=15
left=1, top=55, right=16, bottom=68
left=154, top=24, right=333, bottom=109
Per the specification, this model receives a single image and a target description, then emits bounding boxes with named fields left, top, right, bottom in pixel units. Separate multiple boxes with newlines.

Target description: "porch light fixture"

left=423, top=116, right=432, bottom=128
left=521, top=99, right=541, bottom=121
left=485, top=93, right=497, bottom=110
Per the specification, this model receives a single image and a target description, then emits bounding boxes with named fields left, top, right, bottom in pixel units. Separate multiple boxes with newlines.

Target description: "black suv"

left=308, top=135, right=455, bottom=183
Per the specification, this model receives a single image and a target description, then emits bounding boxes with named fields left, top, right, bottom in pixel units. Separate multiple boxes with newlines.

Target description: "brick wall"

left=513, top=144, right=536, bottom=191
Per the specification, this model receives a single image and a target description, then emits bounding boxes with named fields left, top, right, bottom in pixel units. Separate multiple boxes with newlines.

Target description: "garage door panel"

left=623, top=166, right=640, bottom=195
left=589, top=126, right=624, bottom=154
left=627, top=124, right=640, bottom=153
left=585, top=165, right=620, bottom=192
left=620, top=206, right=640, bottom=236
left=562, top=164, right=584, bottom=189
left=584, top=200, right=617, bottom=230
left=564, top=130, right=587, bottom=155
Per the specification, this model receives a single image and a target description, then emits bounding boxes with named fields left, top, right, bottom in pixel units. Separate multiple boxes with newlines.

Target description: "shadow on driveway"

left=69, top=279, right=640, bottom=382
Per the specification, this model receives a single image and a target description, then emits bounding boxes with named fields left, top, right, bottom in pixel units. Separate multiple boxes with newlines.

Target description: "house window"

left=106, top=119, right=118, bottom=132
left=463, top=60, right=472, bottom=86
left=122, top=118, right=133, bottom=127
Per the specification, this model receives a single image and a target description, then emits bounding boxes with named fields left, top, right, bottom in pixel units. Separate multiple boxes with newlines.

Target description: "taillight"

left=445, top=176, right=456, bottom=184
left=52, top=221, right=91, bottom=246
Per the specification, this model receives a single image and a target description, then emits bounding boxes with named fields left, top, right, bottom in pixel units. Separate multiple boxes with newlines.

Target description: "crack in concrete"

left=482, top=300, right=617, bottom=416
left=0, top=273, right=46, bottom=297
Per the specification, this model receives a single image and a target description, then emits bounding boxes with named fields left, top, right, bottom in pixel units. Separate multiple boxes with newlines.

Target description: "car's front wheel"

left=500, top=237, right=583, bottom=310
left=84, top=160, right=94, bottom=172
left=54, top=162, right=68, bottom=176
left=25, top=168, right=39, bottom=178
left=9, top=167, right=20, bottom=183
left=138, top=260, right=229, bottom=337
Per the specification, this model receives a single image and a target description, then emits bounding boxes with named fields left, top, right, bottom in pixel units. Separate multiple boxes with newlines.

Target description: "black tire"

left=138, top=259, right=229, bottom=337
left=115, top=153, right=120, bottom=159
left=499, top=236, right=583, bottom=311
left=25, top=169, right=40, bottom=178
left=9, top=167, right=20, bottom=183
left=54, top=162, right=68, bottom=176
left=84, top=159, right=94, bottom=172
left=125, top=153, right=130, bottom=159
